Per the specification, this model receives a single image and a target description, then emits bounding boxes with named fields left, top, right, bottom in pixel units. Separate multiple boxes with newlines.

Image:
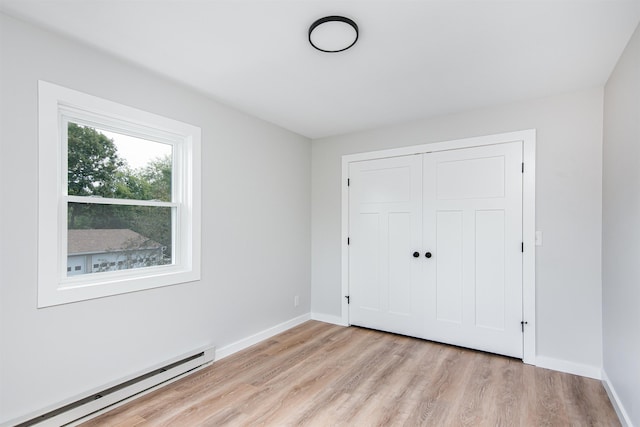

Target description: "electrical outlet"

left=294, top=295, right=299, bottom=307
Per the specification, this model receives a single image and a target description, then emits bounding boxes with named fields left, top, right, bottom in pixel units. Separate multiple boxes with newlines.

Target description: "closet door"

left=348, top=155, right=424, bottom=337
left=422, top=141, right=523, bottom=357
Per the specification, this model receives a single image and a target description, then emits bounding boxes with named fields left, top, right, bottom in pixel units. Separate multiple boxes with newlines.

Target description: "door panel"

left=436, top=155, right=506, bottom=200
left=351, top=213, right=381, bottom=310
left=388, top=212, right=412, bottom=314
left=435, top=210, right=463, bottom=324
left=475, top=209, right=506, bottom=330
left=348, top=156, right=423, bottom=337
left=359, top=166, right=413, bottom=203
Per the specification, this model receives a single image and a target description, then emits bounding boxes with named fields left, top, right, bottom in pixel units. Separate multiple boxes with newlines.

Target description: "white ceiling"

left=1, top=0, right=639, bottom=139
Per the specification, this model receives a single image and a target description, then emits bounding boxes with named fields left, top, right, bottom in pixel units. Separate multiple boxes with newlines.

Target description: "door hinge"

left=521, top=242, right=524, bottom=252
left=521, top=321, right=528, bottom=332
left=347, top=237, right=350, bottom=245
left=347, top=178, right=350, bottom=186
left=522, top=162, right=524, bottom=173
left=345, top=295, right=350, bottom=304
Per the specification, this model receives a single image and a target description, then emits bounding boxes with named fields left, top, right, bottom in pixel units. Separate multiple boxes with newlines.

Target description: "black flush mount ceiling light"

left=309, top=16, right=359, bottom=53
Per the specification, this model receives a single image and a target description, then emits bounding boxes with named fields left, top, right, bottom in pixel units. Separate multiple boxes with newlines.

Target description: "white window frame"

left=38, top=81, right=201, bottom=307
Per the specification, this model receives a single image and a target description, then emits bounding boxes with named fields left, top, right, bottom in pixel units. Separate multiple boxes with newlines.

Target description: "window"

left=38, top=81, right=201, bottom=307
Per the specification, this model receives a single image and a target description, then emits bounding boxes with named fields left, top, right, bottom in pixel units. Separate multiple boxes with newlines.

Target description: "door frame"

left=341, top=129, right=536, bottom=364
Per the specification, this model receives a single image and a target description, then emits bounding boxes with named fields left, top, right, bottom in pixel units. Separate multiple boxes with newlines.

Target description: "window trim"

left=38, top=80, right=201, bottom=307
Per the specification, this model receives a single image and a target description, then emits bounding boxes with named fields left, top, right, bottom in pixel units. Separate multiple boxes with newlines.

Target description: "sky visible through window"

left=100, top=129, right=172, bottom=170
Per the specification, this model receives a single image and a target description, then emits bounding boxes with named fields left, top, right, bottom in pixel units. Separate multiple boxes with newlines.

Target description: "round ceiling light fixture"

left=308, top=16, right=359, bottom=53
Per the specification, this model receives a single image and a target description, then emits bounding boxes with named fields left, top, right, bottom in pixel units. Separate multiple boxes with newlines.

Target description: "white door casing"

left=342, top=130, right=536, bottom=363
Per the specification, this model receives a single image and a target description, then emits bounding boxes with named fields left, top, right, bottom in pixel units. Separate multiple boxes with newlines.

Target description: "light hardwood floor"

left=81, top=321, right=619, bottom=426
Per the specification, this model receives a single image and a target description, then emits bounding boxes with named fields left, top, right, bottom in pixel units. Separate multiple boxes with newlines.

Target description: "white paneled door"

left=422, top=142, right=523, bottom=357
left=348, top=141, right=523, bottom=358
left=348, top=155, right=424, bottom=338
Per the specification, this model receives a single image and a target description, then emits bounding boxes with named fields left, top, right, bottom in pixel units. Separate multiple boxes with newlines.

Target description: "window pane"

left=67, top=122, right=172, bottom=202
left=67, top=202, right=173, bottom=276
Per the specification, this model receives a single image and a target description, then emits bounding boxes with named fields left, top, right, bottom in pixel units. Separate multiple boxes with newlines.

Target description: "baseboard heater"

left=11, top=346, right=215, bottom=427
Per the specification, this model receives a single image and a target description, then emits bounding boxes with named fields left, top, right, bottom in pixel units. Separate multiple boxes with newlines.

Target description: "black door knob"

left=413, top=251, right=420, bottom=258
left=425, top=252, right=432, bottom=258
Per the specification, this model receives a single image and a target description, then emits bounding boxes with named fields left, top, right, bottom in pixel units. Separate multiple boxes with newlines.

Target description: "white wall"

left=311, top=88, right=604, bottom=371
left=602, top=23, right=640, bottom=426
left=0, top=13, right=311, bottom=423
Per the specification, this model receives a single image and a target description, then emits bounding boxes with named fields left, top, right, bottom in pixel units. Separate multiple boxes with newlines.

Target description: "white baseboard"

left=602, top=370, right=633, bottom=427
left=311, top=312, right=347, bottom=326
left=215, top=313, right=311, bottom=361
left=535, top=356, right=601, bottom=379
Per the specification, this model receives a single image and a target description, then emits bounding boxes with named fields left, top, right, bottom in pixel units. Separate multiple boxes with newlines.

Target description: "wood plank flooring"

left=81, top=321, right=619, bottom=426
